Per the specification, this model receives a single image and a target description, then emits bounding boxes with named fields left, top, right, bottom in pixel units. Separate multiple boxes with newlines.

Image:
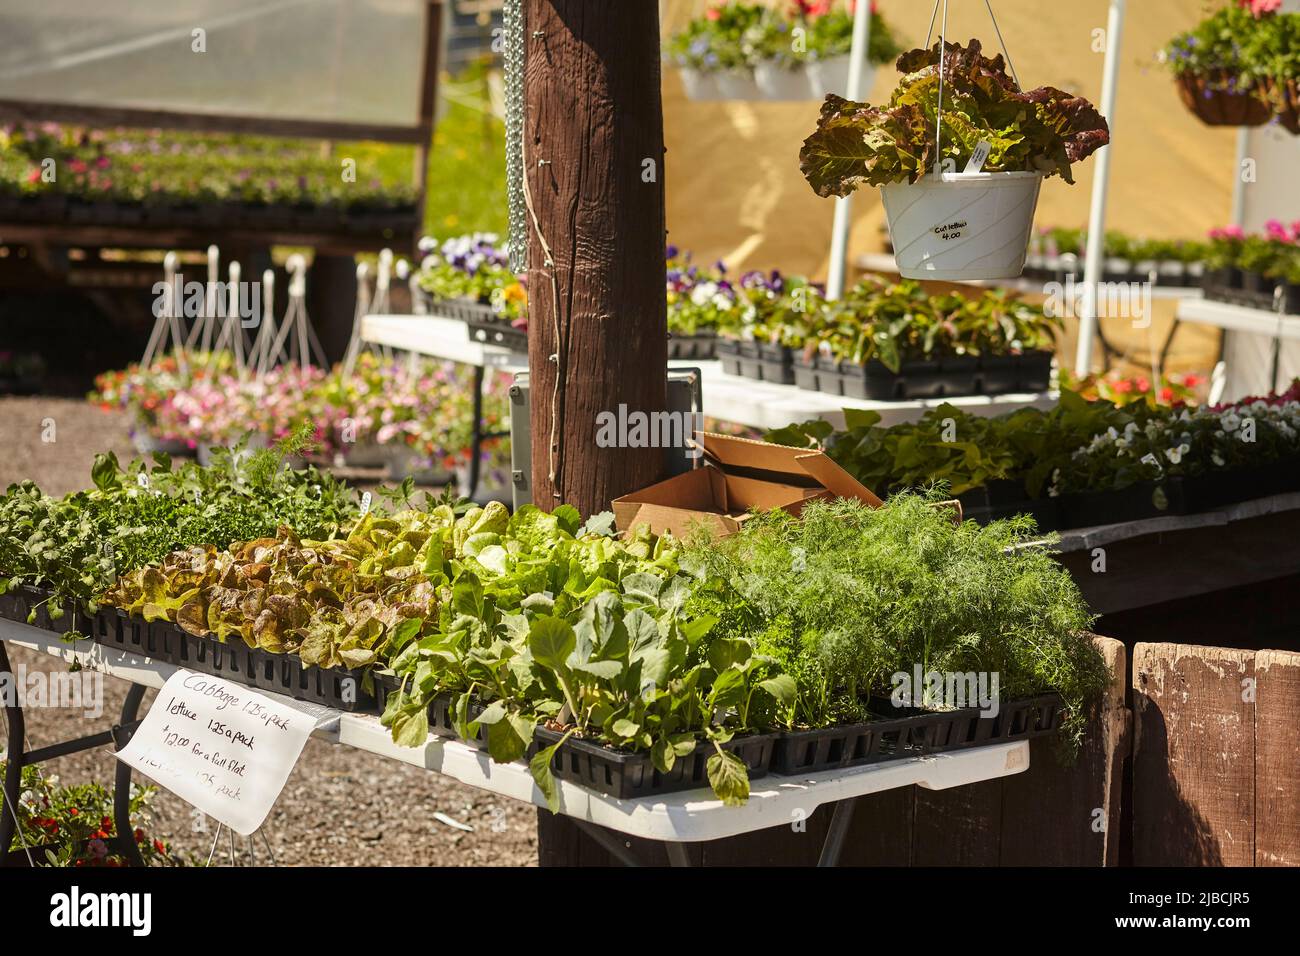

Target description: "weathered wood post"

left=523, top=0, right=668, bottom=516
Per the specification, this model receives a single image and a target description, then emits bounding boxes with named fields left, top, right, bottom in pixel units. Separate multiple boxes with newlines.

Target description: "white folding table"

left=1, top=619, right=1030, bottom=867
left=359, top=313, right=1055, bottom=431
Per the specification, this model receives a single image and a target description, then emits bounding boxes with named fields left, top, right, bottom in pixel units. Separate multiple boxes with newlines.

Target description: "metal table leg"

left=113, top=683, right=147, bottom=867
left=1157, top=318, right=1183, bottom=369
left=468, top=364, right=485, bottom=501
left=1, top=640, right=148, bottom=867
left=0, top=642, right=26, bottom=859
left=816, top=799, right=858, bottom=867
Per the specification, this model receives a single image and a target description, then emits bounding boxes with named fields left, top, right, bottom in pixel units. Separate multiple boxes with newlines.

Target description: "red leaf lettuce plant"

left=800, top=39, right=1111, bottom=197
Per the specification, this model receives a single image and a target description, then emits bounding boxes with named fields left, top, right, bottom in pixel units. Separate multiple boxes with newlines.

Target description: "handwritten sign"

left=115, top=671, right=316, bottom=835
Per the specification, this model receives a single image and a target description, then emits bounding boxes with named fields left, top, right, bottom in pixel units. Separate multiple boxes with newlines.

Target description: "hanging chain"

left=504, top=0, right=528, bottom=274
left=982, top=0, right=1021, bottom=89
left=924, top=0, right=1023, bottom=176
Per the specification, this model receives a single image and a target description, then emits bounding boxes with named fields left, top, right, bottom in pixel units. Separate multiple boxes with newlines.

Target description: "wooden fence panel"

left=1132, top=643, right=1256, bottom=866
left=1256, top=650, right=1300, bottom=866
left=998, top=638, right=1129, bottom=866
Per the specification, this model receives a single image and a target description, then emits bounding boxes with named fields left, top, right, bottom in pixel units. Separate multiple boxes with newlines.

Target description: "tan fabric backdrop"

left=662, top=0, right=1237, bottom=279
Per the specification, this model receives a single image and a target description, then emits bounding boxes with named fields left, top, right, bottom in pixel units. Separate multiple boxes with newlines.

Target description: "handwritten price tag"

left=115, top=671, right=316, bottom=835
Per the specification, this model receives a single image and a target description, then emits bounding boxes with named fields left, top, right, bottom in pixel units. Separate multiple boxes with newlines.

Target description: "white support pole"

left=1074, top=0, right=1126, bottom=375
left=825, top=0, right=873, bottom=301
left=1230, top=126, right=1249, bottom=228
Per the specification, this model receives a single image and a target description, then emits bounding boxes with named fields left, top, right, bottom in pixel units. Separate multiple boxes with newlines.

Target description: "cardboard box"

left=611, top=432, right=886, bottom=540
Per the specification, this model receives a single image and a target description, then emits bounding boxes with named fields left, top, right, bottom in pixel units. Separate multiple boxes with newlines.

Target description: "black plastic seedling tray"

left=716, top=338, right=745, bottom=377
left=0, top=585, right=90, bottom=636
left=772, top=694, right=1063, bottom=776
left=1168, top=460, right=1300, bottom=514
left=836, top=358, right=977, bottom=401
left=717, top=340, right=794, bottom=384
left=534, top=728, right=775, bottom=801
left=667, top=333, right=717, bottom=360
left=1057, top=480, right=1176, bottom=529
left=1015, top=350, right=1054, bottom=392
left=373, top=673, right=492, bottom=748
left=956, top=480, right=1063, bottom=531
left=85, top=608, right=377, bottom=714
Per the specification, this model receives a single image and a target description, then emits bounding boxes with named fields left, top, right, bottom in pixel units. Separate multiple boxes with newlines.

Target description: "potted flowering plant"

left=800, top=39, right=1110, bottom=280
left=1163, top=1, right=1300, bottom=132
left=1, top=761, right=180, bottom=867
left=668, top=1, right=903, bottom=102
left=416, top=233, right=527, bottom=350
left=803, top=1, right=902, bottom=98
left=155, top=363, right=326, bottom=463
left=1200, top=221, right=1300, bottom=309
left=665, top=3, right=768, bottom=100
left=88, top=352, right=233, bottom=456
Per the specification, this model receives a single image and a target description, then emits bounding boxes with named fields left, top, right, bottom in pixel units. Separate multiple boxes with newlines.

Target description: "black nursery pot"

left=977, top=353, right=1019, bottom=395
left=1017, top=350, right=1054, bottom=392
left=1169, top=458, right=1300, bottom=515
left=716, top=338, right=743, bottom=377
left=1241, top=270, right=1270, bottom=294
left=372, top=674, right=493, bottom=747
left=956, top=480, right=1062, bottom=532
left=816, top=354, right=846, bottom=396
left=465, top=317, right=527, bottom=352
left=792, top=353, right=820, bottom=392
left=1202, top=266, right=1241, bottom=293
left=1056, top=480, right=1176, bottom=530
left=755, top=343, right=795, bottom=384
left=840, top=356, right=979, bottom=401
left=774, top=694, right=1065, bottom=776
left=1283, top=282, right=1300, bottom=315
left=666, top=332, right=717, bottom=360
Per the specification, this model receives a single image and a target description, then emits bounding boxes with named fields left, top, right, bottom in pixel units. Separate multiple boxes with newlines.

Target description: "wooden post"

left=523, top=0, right=668, bottom=516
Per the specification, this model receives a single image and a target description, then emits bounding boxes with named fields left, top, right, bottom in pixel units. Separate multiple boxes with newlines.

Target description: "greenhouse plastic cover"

left=0, top=0, right=427, bottom=130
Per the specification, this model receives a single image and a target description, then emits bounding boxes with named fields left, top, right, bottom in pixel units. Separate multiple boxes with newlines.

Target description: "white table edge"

left=2, top=620, right=1030, bottom=844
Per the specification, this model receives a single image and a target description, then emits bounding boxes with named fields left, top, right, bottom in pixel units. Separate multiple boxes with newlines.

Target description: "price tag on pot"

left=963, top=140, right=992, bottom=174
left=115, top=671, right=320, bottom=836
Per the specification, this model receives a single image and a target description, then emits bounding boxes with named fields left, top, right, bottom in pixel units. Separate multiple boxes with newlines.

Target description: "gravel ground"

left=0, top=397, right=538, bottom=867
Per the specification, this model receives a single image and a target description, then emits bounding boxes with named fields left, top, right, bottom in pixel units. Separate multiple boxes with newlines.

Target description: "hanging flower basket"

left=678, top=66, right=722, bottom=100
left=805, top=55, right=873, bottom=98
left=753, top=61, right=811, bottom=101
left=667, top=3, right=901, bottom=103
left=713, top=67, right=762, bottom=100
left=1174, top=71, right=1272, bottom=128
left=800, top=37, right=1108, bottom=282
left=1260, top=74, right=1300, bottom=135
left=882, top=171, right=1044, bottom=281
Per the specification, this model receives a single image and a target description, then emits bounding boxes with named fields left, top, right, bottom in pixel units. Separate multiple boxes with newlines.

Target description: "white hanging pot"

left=714, top=67, right=761, bottom=101
left=807, top=55, right=873, bottom=99
left=678, top=67, right=722, bottom=101
left=753, top=61, right=812, bottom=101
left=881, top=171, right=1043, bottom=281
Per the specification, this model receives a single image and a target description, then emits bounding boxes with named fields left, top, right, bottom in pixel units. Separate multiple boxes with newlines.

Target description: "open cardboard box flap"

left=612, top=432, right=886, bottom=539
